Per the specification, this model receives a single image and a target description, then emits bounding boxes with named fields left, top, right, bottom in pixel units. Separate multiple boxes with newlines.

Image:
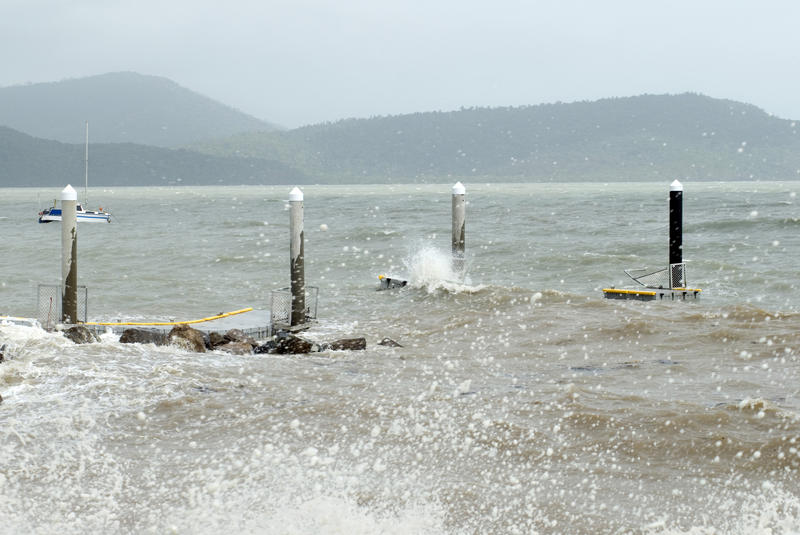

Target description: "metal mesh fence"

left=270, top=286, right=318, bottom=329
left=270, top=289, right=292, bottom=327
left=452, top=255, right=466, bottom=278
left=624, top=267, right=669, bottom=289
left=669, top=263, right=687, bottom=288
left=624, top=263, right=687, bottom=289
left=37, top=284, right=87, bottom=329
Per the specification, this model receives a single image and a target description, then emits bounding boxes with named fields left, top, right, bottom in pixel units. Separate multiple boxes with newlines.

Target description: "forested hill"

left=4, top=90, right=800, bottom=186
left=0, top=126, right=309, bottom=187
left=192, top=93, right=800, bottom=182
left=0, top=72, right=277, bottom=148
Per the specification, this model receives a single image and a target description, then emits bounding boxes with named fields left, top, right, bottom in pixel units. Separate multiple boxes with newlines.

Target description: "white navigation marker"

left=289, top=187, right=305, bottom=327
left=61, top=184, right=78, bottom=323
left=451, top=181, right=466, bottom=275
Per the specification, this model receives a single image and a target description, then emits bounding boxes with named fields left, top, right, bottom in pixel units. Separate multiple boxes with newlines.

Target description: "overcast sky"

left=2, top=0, right=800, bottom=128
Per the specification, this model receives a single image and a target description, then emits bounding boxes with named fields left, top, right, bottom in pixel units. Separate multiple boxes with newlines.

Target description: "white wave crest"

left=403, top=245, right=483, bottom=294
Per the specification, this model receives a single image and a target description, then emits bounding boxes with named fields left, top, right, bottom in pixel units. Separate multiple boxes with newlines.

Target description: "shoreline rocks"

left=168, top=324, right=206, bottom=353
left=217, top=341, right=255, bottom=355
left=320, top=338, right=367, bottom=351
left=115, top=324, right=373, bottom=356
left=64, top=325, right=100, bottom=344
left=120, top=328, right=168, bottom=346
left=254, top=332, right=368, bottom=354
left=223, top=329, right=257, bottom=347
left=378, top=337, right=403, bottom=347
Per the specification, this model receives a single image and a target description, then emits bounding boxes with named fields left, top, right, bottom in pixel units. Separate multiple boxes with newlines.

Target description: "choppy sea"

left=1, top=181, right=799, bottom=534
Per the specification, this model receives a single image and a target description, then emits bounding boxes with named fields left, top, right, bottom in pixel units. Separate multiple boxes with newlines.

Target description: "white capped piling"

left=451, top=181, right=466, bottom=274
left=61, top=184, right=78, bottom=323
left=602, top=178, right=699, bottom=300
left=84, top=121, right=89, bottom=206
left=669, top=179, right=683, bottom=271
left=289, top=187, right=305, bottom=327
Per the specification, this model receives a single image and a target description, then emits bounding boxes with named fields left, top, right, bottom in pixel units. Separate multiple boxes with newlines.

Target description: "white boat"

left=38, top=203, right=111, bottom=223
left=38, top=121, right=111, bottom=224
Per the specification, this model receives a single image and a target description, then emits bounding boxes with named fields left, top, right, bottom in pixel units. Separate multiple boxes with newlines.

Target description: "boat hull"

left=38, top=208, right=111, bottom=223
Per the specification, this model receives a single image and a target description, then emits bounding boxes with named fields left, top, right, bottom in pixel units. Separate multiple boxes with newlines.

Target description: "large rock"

left=224, top=329, right=257, bottom=347
left=0, top=343, right=5, bottom=363
left=120, top=328, right=168, bottom=346
left=168, top=324, right=206, bottom=353
left=208, top=331, right=226, bottom=349
left=64, top=325, right=100, bottom=344
left=321, top=338, right=367, bottom=351
left=253, top=331, right=319, bottom=354
left=253, top=333, right=367, bottom=354
left=217, top=341, right=255, bottom=355
left=253, top=340, right=277, bottom=354
left=274, top=331, right=318, bottom=354
left=378, top=337, right=403, bottom=347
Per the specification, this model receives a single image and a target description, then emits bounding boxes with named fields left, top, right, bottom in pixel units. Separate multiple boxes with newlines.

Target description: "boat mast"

left=84, top=121, right=89, bottom=206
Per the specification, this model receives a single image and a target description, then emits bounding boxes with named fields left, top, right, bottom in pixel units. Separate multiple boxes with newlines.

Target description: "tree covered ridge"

left=192, top=93, right=800, bottom=182
left=3, top=87, right=800, bottom=186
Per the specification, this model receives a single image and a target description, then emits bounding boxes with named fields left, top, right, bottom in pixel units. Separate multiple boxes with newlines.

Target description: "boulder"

left=224, top=328, right=257, bottom=347
left=253, top=340, right=277, bottom=354
left=321, top=338, right=367, bottom=351
left=64, top=325, right=100, bottom=344
left=253, top=331, right=319, bottom=354
left=0, top=392, right=3, bottom=404
left=274, top=331, right=318, bottom=354
left=120, top=328, right=168, bottom=346
left=378, top=337, right=403, bottom=347
left=253, top=332, right=368, bottom=355
left=168, top=324, right=207, bottom=353
left=217, top=341, right=255, bottom=355
left=0, top=343, right=5, bottom=363
left=208, top=331, right=226, bottom=348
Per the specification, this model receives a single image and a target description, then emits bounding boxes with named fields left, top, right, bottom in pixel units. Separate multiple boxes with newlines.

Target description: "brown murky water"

left=1, top=182, right=799, bottom=533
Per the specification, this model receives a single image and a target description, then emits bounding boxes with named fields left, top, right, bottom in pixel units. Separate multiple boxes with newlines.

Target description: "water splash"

left=644, top=486, right=800, bottom=534
left=403, top=245, right=482, bottom=293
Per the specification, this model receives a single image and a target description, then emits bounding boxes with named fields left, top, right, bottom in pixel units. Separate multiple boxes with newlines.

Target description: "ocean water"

left=1, top=181, right=799, bottom=534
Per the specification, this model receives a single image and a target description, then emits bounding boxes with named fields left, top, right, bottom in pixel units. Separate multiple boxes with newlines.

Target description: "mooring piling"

left=61, top=184, right=79, bottom=323
left=451, top=181, right=466, bottom=274
left=602, top=178, right=700, bottom=300
left=669, top=179, right=683, bottom=268
left=289, top=187, right=305, bottom=327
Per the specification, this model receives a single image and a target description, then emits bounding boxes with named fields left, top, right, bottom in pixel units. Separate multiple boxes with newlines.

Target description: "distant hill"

left=0, top=72, right=277, bottom=147
left=4, top=88, right=800, bottom=186
left=192, top=93, right=800, bottom=182
left=0, top=126, right=310, bottom=187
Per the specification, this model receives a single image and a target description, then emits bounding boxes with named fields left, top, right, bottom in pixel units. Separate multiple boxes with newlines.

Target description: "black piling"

left=669, top=179, right=683, bottom=267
